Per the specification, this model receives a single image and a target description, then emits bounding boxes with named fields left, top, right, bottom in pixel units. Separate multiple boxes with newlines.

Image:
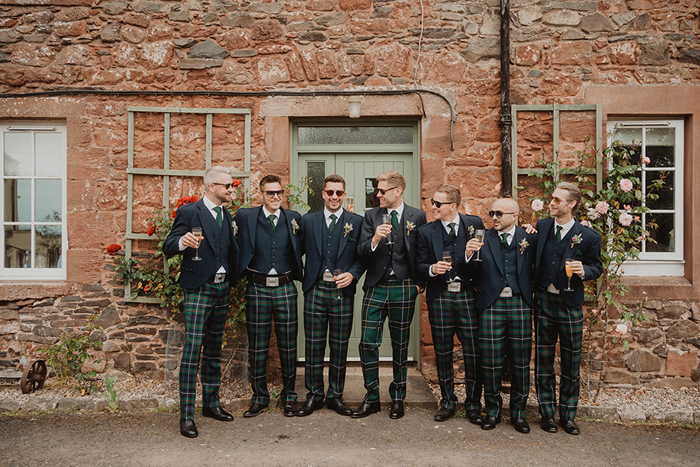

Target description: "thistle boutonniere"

left=406, top=221, right=416, bottom=236
left=343, top=222, right=353, bottom=238
left=291, top=218, right=299, bottom=234
left=468, top=225, right=475, bottom=237
left=570, top=234, right=582, bottom=249
left=519, top=238, right=529, bottom=255
left=232, top=220, right=238, bottom=236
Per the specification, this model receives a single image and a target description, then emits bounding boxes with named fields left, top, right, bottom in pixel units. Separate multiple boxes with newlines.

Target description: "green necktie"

left=501, top=232, right=509, bottom=247
left=448, top=222, right=456, bottom=239
left=268, top=214, right=276, bottom=231
left=390, top=210, right=399, bottom=230
left=213, top=206, right=223, bottom=228
left=329, top=213, right=337, bottom=232
left=555, top=225, right=563, bottom=244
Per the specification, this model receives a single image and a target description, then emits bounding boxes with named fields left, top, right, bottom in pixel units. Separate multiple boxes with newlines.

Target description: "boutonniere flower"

left=570, top=234, right=582, bottom=249
left=232, top=220, right=238, bottom=236
left=519, top=238, right=529, bottom=255
left=406, top=221, right=416, bottom=236
left=468, top=225, right=474, bottom=237
left=343, top=223, right=353, bottom=238
left=291, top=218, right=299, bottom=234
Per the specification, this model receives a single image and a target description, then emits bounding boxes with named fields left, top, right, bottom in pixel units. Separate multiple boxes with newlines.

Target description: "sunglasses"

left=263, top=190, right=285, bottom=198
left=488, top=210, right=516, bottom=219
left=212, top=182, right=234, bottom=189
left=430, top=198, right=455, bottom=208
left=324, top=190, right=345, bottom=197
left=376, top=186, right=399, bottom=196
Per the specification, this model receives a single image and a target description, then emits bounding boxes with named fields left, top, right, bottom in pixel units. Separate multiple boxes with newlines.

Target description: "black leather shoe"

left=202, top=406, right=234, bottom=422
left=296, top=399, right=323, bottom=417
left=511, top=417, right=530, bottom=433
left=466, top=409, right=483, bottom=425
left=180, top=419, right=198, bottom=438
left=243, top=402, right=269, bottom=418
left=283, top=400, right=298, bottom=417
left=541, top=417, right=558, bottom=433
left=351, top=401, right=381, bottom=418
left=326, top=398, right=353, bottom=416
left=480, top=414, right=501, bottom=430
left=434, top=407, right=455, bottom=422
left=560, top=419, right=580, bottom=435
left=389, top=400, right=404, bottom=419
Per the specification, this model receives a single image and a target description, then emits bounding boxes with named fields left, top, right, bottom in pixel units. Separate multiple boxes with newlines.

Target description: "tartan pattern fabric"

left=479, top=294, right=532, bottom=419
left=245, top=282, right=299, bottom=404
left=179, top=281, right=229, bottom=420
left=303, top=281, right=354, bottom=401
left=428, top=290, right=482, bottom=411
left=359, top=277, right=418, bottom=402
left=535, top=289, right=584, bottom=421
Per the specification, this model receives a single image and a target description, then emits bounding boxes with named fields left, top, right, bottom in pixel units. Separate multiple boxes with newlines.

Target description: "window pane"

left=4, top=225, right=31, bottom=268
left=298, top=126, right=413, bottom=145
left=610, top=128, right=641, bottom=166
left=4, top=132, right=32, bottom=176
left=646, top=171, right=673, bottom=210
left=4, top=179, right=31, bottom=222
left=35, top=133, right=64, bottom=177
left=365, top=178, right=379, bottom=209
left=646, top=213, right=675, bottom=253
left=645, top=128, right=675, bottom=168
left=36, top=225, right=62, bottom=268
left=307, top=161, right=325, bottom=213
left=35, top=179, right=62, bottom=222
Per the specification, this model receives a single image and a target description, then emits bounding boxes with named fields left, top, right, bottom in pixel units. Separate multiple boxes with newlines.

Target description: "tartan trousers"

left=479, top=294, right=532, bottom=419
left=179, top=281, right=229, bottom=421
left=303, top=280, right=354, bottom=402
left=428, top=289, right=482, bottom=411
left=359, top=277, right=418, bottom=403
left=245, top=282, right=298, bottom=405
left=535, top=289, right=583, bottom=421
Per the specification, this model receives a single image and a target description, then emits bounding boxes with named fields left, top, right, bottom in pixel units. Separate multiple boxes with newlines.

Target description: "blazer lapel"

left=536, top=217, right=553, bottom=265
left=487, top=229, right=505, bottom=276
left=197, top=200, right=219, bottom=248
left=337, top=211, right=350, bottom=258
left=431, top=221, right=443, bottom=263
left=314, top=211, right=324, bottom=256
left=248, top=205, right=261, bottom=250
left=515, top=227, right=525, bottom=275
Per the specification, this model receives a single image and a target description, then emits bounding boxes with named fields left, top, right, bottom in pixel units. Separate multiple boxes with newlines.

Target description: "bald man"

left=467, top=198, right=538, bottom=433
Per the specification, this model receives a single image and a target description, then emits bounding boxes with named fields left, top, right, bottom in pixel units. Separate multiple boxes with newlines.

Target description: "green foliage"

left=286, top=176, right=313, bottom=212
left=103, top=375, right=119, bottom=413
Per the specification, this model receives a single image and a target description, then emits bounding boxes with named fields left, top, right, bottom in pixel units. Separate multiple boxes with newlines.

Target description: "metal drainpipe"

left=500, top=0, right=512, bottom=197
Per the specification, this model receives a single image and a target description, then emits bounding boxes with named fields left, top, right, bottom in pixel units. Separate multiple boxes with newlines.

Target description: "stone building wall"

left=0, top=0, right=699, bottom=387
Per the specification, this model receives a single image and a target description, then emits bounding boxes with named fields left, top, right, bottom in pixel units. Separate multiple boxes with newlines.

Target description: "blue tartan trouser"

left=179, top=281, right=229, bottom=421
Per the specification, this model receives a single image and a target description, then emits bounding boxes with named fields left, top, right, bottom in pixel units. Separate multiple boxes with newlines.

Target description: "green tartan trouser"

left=180, top=281, right=229, bottom=421
left=303, top=280, right=354, bottom=402
left=245, top=282, right=298, bottom=405
left=359, top=276, right=418, bottom=403
left=479, top=294, right=532, bottom=419
left=427, top=289, right=482, bottom=411
left=535, top=289, right=583, bottom=421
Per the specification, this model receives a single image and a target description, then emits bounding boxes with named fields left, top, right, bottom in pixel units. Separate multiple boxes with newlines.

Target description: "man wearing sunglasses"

left=467, top=198, right=537, bottom=434
left=296, top=174, right=365, bottom=417
left=353, top=171, right=427, bottom=419
left=416, top=185, right=485, bottom=423
left=234, top=174, right=304, bottom=418
left=534, top=182, right=602, bottom=435
left=163, top=166, right=239, bottom=438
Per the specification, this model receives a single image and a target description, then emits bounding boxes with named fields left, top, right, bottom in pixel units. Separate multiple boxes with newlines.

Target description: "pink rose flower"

left=531, top=199, right=544, bottom=212
left=595, top=201, right=609, bottom=215
left=581, top=220, right=592, bottom=227
left=619, top=212, right=633, bottom=226
left=619, top=178, right=633, bottom=192
left=642, top=156, right=651, bottom=164
left=615, top=323, right=629, bottom=336
left=624, top=204, right=631, bottom=211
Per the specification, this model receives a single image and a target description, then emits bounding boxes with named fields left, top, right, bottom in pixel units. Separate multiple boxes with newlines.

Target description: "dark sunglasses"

left=488, top=210, right=516, bottom=219
left=376, top=186, right=399, bottom=196
left=430, top=198, right=455, bottom=208
left=212, top=182, right=234, bottom=189
left=264, top=190, right=285, bottom=198
left=324, top=190, right=345, bottom=197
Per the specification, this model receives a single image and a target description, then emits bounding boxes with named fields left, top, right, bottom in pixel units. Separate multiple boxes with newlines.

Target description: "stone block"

left=562, top=29, right=585, bottom=40
left=667, top=320, right=700, bottom=340
left=619, top=406, right=646, bottom=422
left=603, top=369, right=640, bottom=385
left=550, top=2, right=597, bottom=11
left=222, top=13, right=254, bottom=28
left=581, top=12, right=615, bottom=33
left=299, top=31, right=327, bottom=42
left=178, top=58, right=224, bottom=70
left=518, top=6, right=542, bottom=26
left=23, top=397, right=59, bottom=412
left=657, top=305, right=690, bottom=320
left=542, top=10, right=581, bottom=27
left=57, top=397, right=81, bottom=411
left=102, top=341, right=121, bottom=352
left=188, top=40, right=228, bottom=60
left=0, top=29, right=23, bottom=43
left=121, top=26, right=146, bottom=44
left=460, top=38, right=500, bottom=63
left=112, top=352, right=131, bottom=371
left=578, top=405, right=620, bottom=421
left=514, top=45, right=541, bottom=66
left=252, top=20, right=284, bottom=41
left=630, top=13, right=652, bottom=30
left=103, top=1, right=127, bottom=15
left=625, top=349, right=662, bottom=372
left=95, top=305, right=121, bottom=329
left=132, top=1, right=167, bottom=15
left=611, top=12, right=636, bottom=27
left=317, top=12, right=347, bottom=27
left=677, top=48, right=700, bottom=66
left=0, top=310, right=19, bottom=320
left=0, top=398, right=20, bottom=413
left=132, top=361, right=156, bottom=373
left=695, top=411, right=700, bottom=424
left=665, top=410, right=694, bottom=424
left=666, top=349, right=699, bottom=377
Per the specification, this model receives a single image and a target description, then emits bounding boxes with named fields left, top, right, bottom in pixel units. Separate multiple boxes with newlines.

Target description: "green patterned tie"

left=213, top=206, right=223, bottom=228
left=391, top=210, right=399, bottom=230
left=329, top=213, right=337, bottom=232
left=501, top=232, right=509, bottom=247
left=555, top=225, right=562, bottom=244
left=448, top=222, right=456, bottom=239
left=268, top=214, right=276, bottom=231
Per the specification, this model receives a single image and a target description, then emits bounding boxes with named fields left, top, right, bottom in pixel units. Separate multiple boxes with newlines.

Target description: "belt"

left=249, top=271, right=292, bottom=287
left=541, top=283, right=561, bottom=295
left=208, top=272, right=228, bottom=284
left=444, top=281, right=465, bottom=293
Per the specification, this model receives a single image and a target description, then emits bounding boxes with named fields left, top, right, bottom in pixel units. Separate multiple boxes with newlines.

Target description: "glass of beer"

left=442, top=250, right=453, bottom=282
left=564, top=258, right=575, bottom=291
left=345, top=195, right=355, bottom=213
left=192, top=227, right=203, bottom=261
left=474, top=229, right=485, bottom=262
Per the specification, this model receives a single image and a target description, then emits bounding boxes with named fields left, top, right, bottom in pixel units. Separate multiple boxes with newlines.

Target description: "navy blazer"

left=534, top=217, right=603, bottom=307
left=234, top=205, right=304, bottom=282
left=300, top=209, right=365, bottom=296
left=162, top=198, right=239, bottom=290
left=473, top=226, right=538, bottom=310
left=357, top=204, right=427, bottom=288
left=416, top=213, right=485, bottom=301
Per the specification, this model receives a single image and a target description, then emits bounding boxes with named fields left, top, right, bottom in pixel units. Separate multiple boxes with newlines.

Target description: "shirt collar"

left=203, top=195, right=222, bottom=211
left=262, top=206, right=280, bottom=219
left=555, top=218, right=575, bottom=237
left=440, top=214, right=460, bottom=231
left=386, top=202, right=404, bottom=219
left=324, top=207, right=343, bottom=221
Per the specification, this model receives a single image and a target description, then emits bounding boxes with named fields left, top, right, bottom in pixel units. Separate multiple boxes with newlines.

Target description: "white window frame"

left=607, top=118, right=684, bottom=277
left=0, top=121, right=67, bottom=281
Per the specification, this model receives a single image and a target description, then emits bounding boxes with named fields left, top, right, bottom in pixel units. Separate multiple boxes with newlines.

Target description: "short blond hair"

left=435, top=185, right=461, bottom=206
left=376, top=171, right=406, bottom=190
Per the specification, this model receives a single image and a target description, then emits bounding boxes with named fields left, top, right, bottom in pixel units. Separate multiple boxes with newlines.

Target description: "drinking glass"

left=442, top=250, right=453, bottom=282
left=192, top=227, right=203, bottom=261
left=333, top=269, right=344, bottom=300
left=564, top=258, right=575, bottom=291
left=474, top=229, right=485, bottom=262
left=381, top=213, right=395, bottom=245
left=345, top=196, right=355, bottom=213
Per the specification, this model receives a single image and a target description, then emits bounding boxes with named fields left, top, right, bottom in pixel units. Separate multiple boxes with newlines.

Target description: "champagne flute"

left=333, top=268, right=344, bottom=300
left=564, top=258, right=575, bottom=292
left=442, top=250, right=453, bottom=283
left=192, top=227, right=203, bottom=261
left=381, top=213, right=395, bottom=245
left=474, top=229, right=485, bottom=262
left=345, top=195, right=355, bottom=213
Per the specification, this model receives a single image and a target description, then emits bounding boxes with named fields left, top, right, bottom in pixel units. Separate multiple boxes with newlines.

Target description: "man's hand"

left=567, top=259, right=586, bottom=279
left=466, top=238, right=483, bottom=256
left=334, top=272, right=354, bottom=289
left=371, top=224, right=392, bottom=248
left=181, top=232, right=202, bottom=249
left=522, top=223, right=538, bottom=234
left=431, top=261, right=452, bottom=275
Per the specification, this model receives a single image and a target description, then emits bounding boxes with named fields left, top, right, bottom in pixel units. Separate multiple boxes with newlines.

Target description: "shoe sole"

left=243, top=407, right=269, bottom=418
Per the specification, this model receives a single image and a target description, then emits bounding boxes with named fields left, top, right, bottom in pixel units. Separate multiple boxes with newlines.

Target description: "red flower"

left=147, top=225, right=156, bottom=236
left=106, top=244, right=121, bottom=255
left=233, top=179, right=241, bottom=187
left=171, top=210, right=177, bottom=219
left=143, top=285, right=151, bottom=293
